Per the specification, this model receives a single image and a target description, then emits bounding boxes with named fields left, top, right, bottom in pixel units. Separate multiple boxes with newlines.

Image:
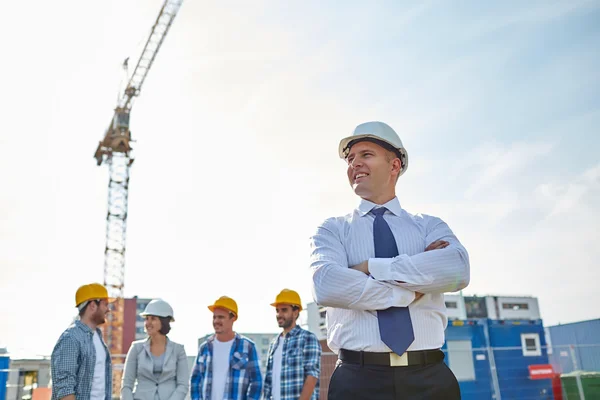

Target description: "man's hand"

left=350, top=260, right=369, bottom=275
left=425, top=240, right=449, bottom=251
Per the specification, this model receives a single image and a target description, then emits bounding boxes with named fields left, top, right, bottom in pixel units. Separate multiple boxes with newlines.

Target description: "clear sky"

left=1, top=0, right=599, bottom=357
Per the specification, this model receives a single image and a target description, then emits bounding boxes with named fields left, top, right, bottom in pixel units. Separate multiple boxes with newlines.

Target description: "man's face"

left=346, top=141, right=401, bottom=200
left=91, top=299, right=110, bottom=325
left=275, top=304, right=297, bottom=330
left=212, top=308, right=235, bottom=335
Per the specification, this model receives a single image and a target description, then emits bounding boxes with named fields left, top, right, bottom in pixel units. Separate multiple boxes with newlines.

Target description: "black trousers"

left=328, top=360, right=461, bottom=400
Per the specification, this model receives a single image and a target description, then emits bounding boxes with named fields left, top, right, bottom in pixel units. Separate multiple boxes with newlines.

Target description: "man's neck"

left=282, top=322, right=297, bottom=335
left=362, top=192, right=395, bottom=205
left=216, top=331, right=235, bottom=342
left=80, top=316, right=97, bottom=331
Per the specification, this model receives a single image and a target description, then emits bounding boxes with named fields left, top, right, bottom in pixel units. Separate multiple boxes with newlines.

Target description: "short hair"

left=292, top=305, right=300, bottom=320
left=158, top=317, right=171, bottom=335
left=346, top=137, right=405, bottom=170
left=78, top=300, right=100, bottom=318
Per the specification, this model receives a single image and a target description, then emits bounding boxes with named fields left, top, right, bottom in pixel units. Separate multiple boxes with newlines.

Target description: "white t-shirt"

left=211, top=338, right=234, bottom=400
left=91, top=331, right=106, bottom=400
left=271, top=335, right=284, bottom=400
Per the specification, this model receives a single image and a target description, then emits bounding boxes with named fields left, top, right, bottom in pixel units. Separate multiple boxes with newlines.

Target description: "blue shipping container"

left=0, top=355, right=9, bottom=400
left=443, top=319, right=554, bottom=400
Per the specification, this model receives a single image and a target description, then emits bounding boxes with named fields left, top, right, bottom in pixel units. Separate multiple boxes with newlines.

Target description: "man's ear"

left=391, top=157, right=402, bottom=175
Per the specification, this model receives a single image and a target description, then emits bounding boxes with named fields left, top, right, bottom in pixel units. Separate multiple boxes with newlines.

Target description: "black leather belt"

left=339, top=349, right=444, bottom=367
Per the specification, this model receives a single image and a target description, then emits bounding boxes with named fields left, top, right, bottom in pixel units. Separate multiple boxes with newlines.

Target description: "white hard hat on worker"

left=140, top=299, right=175, bottom=321
left=340, top=121, right=408, bottom=202
left=339, top=121, right=408, bottom=175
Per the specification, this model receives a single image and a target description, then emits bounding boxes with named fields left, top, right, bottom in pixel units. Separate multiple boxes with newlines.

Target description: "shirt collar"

left=282, top=325, right=302, bottom=338
left=357, top=197, right=403, bottom=217
left=75, top=319, right=94, bottom=335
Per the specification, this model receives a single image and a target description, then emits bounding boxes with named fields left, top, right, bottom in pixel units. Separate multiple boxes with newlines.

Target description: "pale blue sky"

left=1, top=0, right=599, bottom=357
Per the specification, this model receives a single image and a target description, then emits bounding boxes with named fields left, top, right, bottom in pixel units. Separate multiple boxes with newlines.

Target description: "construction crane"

left=93, top=0, right=183, bottom=390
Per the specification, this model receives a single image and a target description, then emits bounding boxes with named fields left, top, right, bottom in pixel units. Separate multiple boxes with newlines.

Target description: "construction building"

left=307, top=294, right=559, bottom=399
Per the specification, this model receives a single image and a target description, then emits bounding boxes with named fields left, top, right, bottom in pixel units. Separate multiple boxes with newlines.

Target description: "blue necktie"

left=371, top=207, right=415, bottom=355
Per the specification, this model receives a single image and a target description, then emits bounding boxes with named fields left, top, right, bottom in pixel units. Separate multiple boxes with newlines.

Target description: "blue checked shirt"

left=262, top=326, right=321, bottom=400
left=190, top=333, right=262, bottom=400
left=51, top=320, right=112, bottom=400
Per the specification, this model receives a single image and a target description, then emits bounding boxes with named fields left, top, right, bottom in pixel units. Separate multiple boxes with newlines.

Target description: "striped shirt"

left=263, top=326, right=321, bottom=400
left=191, top=333, right=262, bottom=400
left=310, top=197, right=470, bottom=353
left=51, top=320, right=112, bottom=400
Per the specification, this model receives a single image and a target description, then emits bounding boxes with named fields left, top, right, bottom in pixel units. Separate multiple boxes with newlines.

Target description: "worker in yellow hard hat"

left=263, top=289, right=321, bottom=400
left=50, top=283, right=113, bottom=400
left=191, top=296, right=263, bottom=400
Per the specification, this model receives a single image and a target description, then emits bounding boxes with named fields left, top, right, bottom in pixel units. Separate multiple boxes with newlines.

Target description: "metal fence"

left=3, top=344, right=600, bottom=400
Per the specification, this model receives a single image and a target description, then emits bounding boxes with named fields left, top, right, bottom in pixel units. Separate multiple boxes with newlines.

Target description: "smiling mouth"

left=354, top=173, right=369, bottom=183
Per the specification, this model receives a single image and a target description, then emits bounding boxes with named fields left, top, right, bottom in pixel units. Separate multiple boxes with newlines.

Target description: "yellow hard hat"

left=208, top=296, right=238, bottom=316
left=75, top=283, right=110, bottom=307
left=270, top=289, right=302, bottom=311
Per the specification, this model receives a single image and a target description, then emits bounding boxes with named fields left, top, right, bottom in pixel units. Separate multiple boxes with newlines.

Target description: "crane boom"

left=119, top=0, right=184, bottom=111
left=92, top=0, right=183, bottom=396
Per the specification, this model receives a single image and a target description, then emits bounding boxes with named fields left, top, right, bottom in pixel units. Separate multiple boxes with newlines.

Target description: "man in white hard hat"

left=310, top=121, right=470, bottom=399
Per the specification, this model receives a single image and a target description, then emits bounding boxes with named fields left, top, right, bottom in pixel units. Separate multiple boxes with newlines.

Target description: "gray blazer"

left=121, top=338, right=189, bottom=400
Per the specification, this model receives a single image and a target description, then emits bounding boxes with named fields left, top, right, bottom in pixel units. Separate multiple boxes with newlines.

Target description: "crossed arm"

left=310, top=217, right=470, bottom=310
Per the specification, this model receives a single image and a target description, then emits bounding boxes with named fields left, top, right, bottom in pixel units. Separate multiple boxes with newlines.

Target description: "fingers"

left=425, top=240, right=449, bottom=251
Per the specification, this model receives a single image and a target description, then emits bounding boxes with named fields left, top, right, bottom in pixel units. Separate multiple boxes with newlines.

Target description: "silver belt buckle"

left=389, top=352, right=408, bottom=367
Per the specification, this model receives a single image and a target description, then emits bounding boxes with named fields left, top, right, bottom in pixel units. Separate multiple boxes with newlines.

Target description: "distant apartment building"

left=443, top=294, right=541, bottom=321
left=304, top=302, right=327, bottom=341
left=122, top=297, right=153, bottom=354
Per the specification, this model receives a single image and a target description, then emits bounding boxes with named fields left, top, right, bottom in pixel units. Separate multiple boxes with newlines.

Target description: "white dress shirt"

left=310, top=197, right=470, bottom=354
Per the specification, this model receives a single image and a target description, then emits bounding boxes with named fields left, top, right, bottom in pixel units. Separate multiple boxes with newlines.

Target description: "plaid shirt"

left=263, top=326, right=321, bottom=400
left=191, top=333, right=262, bottom=400
left=51, top=320, right=112, bottom=400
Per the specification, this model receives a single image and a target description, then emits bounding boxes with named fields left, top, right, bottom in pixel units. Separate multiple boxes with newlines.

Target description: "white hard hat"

left=338, top=121, right=409, bottom=176
left=140, top=299, right=175, bottom=322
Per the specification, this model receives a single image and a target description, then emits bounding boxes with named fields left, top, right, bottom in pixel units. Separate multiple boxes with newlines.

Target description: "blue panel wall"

left=487, top=320, right=554, bottom=400
left=0, top=356, right=9, bottom=400
left=443, top=320, right=493, bottom=400
left=547, top=319, right=600, bottom=373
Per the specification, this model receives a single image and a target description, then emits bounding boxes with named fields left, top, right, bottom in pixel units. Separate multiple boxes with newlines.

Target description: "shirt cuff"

left=369, top=257, right=394, bottom=281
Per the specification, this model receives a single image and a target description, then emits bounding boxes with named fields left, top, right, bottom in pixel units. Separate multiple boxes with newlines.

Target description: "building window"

left=464, top=297, right=488, bottom=318
left=319, top=310, right=326, bottom=319
left=262, top=338, right=270, bottom=345
left=446, top=340, right=475, bottom=381
left=521, top=333, right=541, bottom=356
left=445, top=301, right=458, bottom=309
left=503, top=303, right=529, bottom=310
left=262, top=348, right=267, bottom=355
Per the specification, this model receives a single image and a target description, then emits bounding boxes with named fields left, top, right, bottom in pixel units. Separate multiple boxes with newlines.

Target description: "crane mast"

left=93, top=0, right=183, bottom=394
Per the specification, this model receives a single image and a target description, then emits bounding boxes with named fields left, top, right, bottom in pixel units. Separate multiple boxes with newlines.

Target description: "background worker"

left=191, top=296, right=262, bottom=400
left=263, top=289, right=321, bottom=400
left=121, top=299, right=189, bottom=400
left=51, top=283, right=112, bottom=400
